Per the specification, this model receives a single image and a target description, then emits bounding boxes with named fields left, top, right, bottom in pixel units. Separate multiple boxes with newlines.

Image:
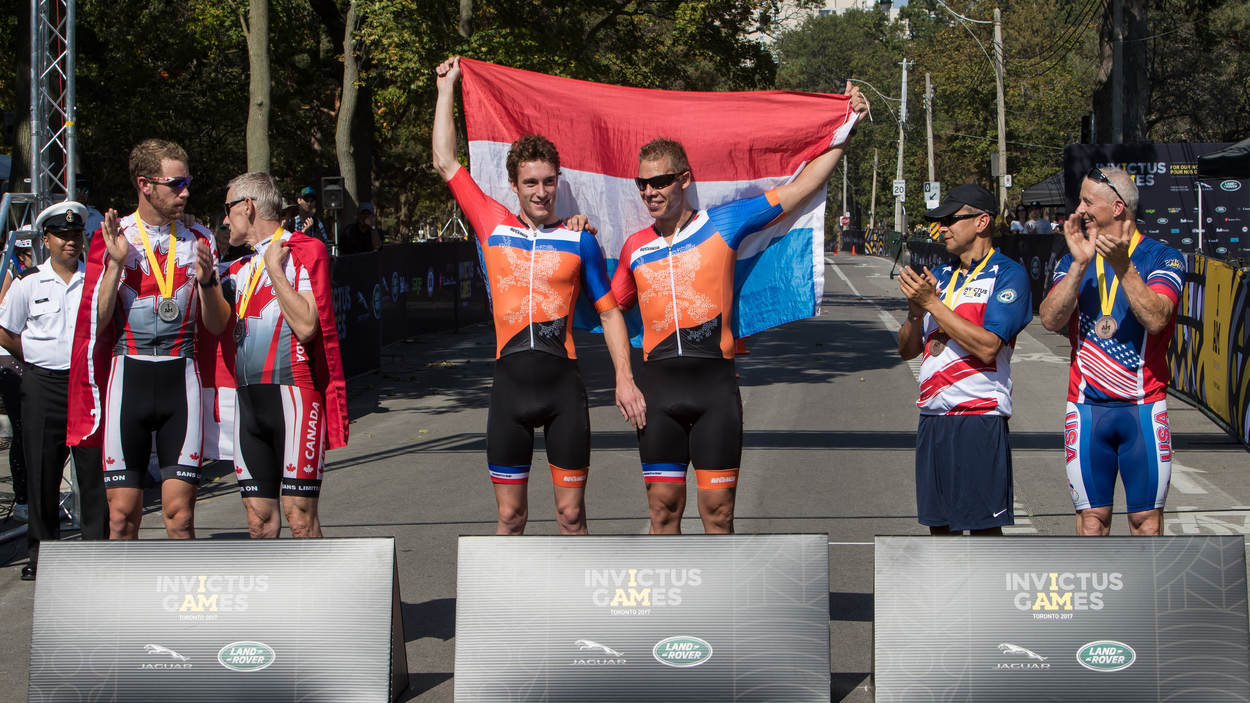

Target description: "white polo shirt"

left=0, top=261, right=86, bottom=370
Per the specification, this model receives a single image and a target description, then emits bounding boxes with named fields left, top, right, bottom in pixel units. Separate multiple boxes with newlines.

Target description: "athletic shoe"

left=11, top=502, right=27, bottom=522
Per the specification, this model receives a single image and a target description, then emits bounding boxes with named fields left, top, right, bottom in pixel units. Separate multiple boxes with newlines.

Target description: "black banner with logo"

left=874, top=536, right=1250, bottom=702
left=333, top=242, right=490, bottom=374
left=456, top=534, right=830, bottom=702
left=30, top=539, right=408, bottom=702
left=1064, top=143, right=1250, bottom=262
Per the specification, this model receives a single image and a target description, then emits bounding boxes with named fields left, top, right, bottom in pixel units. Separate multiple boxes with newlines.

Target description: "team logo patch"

left=1164, top=258, right=1183, bottom=269
left=996, top=288, right=1018, bottom=304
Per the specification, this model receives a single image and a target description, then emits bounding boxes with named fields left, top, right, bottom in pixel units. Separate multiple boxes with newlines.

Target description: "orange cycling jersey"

left=447, top=168, right=617, bottom=359
left=611, top=190, right=784, bottom=360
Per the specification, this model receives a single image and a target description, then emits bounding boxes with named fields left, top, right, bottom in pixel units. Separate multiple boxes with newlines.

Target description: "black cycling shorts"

left=637, top=356, right=742, bottom=489
left=486, top=351, right=589, bottom=486
left=102, top=356, right=202, bottom=488
left=234, top=384, right=325, bottom=499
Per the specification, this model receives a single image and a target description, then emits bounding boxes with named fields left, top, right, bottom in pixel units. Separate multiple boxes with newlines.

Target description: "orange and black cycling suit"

left=611, top=190, right=784, bottom=490
left=447, top=168, right=617, bottom=487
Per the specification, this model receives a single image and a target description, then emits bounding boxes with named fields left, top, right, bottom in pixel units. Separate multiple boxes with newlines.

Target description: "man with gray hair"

left=215, top=172, right=348, bottom=537
left=1039, top=166, right=1185, bottom=536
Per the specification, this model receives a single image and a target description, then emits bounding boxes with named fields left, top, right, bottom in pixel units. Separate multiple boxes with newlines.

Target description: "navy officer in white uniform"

left=0, top=201, right=106, bottom=580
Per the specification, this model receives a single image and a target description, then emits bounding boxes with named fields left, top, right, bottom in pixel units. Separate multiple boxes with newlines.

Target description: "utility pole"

left=870, top=149, right=879, bottom=231
left=841, top=161, right=848, bottom=224
left=894, top=58, right=909, bottom=234
left=993, top=8, right=1008, bottom=214
left=925, top=73, right=935, bottom=183
left=1111, top=0, right=1123, bottom=143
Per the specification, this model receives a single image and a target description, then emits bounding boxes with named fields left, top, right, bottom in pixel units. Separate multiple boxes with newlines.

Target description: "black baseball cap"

left=923, top=184, right=998, bottom=220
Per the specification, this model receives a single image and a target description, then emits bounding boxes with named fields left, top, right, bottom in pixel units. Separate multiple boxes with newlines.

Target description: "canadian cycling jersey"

left=222, top=230, right=316, bottom=389
left=918, top=250, right=1033, bottom=417
left=447, top=167, right=616, bottom=359
left=110, top=214, right=215, bottom=358
left=611, top=190, right=784, bottom=361
left=1051, top=232, right=1184, bottom=404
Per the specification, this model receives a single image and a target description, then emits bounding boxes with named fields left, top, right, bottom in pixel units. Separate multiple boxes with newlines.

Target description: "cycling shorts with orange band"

left=637, top=357, right=741, bottom=490
left=486, top=351, right=590, bottom=488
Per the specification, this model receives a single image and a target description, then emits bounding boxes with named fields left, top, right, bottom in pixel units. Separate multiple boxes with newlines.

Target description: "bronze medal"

left=1094, top=315, right=1118, bottom=339
left=233, top=319, right=246, bottom=343
left=928, top=335, right=947, bottom=357
left=157, top=297, right=181, bottom=324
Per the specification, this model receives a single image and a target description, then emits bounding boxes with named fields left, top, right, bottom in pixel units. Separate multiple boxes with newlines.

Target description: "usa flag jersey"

left=447, top=167, right=617, bottom=360
left=611, top=190, right=784, bottom=361
left=1051, top=233, right=1184, bottom=404
left=918, top=250, right=1033, bottom=416
left=110, top=214, right=216, bottom=358
left=222, top=230, right=316, bottom=390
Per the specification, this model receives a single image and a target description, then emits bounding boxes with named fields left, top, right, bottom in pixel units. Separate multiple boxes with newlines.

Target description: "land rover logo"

left=1156, top=217, right=1168, bottom=224
left=1220, top=180, right=1242, bottom=192
left=652, top=636, right=712, bottom=668
left=217, top=641, right=276, bottom=672
left=1076, top=640, right=1135, bottom=672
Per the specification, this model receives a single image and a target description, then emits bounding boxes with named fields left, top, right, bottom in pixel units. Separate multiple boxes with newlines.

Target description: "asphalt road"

left=0, top=253, right=1246, bottom=701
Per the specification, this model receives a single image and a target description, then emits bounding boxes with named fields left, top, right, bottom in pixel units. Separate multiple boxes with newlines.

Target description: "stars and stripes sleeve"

left=982, top=261, right=1033, bottom=345
left=1144, top=247, right=1185, bottom=303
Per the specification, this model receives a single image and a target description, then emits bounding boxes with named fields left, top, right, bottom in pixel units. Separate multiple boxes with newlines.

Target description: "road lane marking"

left=1169, top=461, right=1209, bottom=495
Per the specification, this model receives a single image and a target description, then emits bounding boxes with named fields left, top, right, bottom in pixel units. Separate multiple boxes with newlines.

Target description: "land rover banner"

left=874, top=536, right=1250, bottom=702
left=30, top=539, right=407, bottom=703
left=455, top=534, right=830, bottom=702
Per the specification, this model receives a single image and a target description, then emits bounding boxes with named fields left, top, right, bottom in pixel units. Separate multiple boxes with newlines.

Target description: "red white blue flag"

left=458, top=58, right=857, bottom=338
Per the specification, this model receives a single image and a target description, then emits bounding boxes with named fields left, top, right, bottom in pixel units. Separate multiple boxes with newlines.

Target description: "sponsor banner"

left=30, top=539, right=408, bottom=703
left=874, top=536, right=1250, bottom=702
left=1064, top=144, right=1250, bottom=261
left=455, top=535, right=830, bottom=702
left=1168, top=254, right=1250, bottom=448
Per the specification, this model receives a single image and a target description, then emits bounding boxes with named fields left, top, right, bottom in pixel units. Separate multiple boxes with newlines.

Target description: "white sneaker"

left=11, top=503, right=28, bottom=522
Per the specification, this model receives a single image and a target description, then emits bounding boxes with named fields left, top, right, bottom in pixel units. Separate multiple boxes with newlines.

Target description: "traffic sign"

left=1004, top=174, right=1013, bottom=188
left=893, top=179, right=906, bottom=199
left=839, top=215, right=851, bottom=228
left=923, top=181, right=940, bottom=209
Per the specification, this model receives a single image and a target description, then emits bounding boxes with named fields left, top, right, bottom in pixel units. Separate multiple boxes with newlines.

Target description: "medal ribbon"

left=134, top=213, right=178, bottom=300
left=941, top=248, right=995, bottom=312
left=1096, top=231, right=1142, bottom=317
left=237, top=227, right=285, bottom=320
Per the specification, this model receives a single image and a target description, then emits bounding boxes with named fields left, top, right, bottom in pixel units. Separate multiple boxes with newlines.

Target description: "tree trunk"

left=11, top=4, right=32, bottom=194
left=242, top=0, right=271, bottom=172
left=459, top=0, right=473, bottom=38
left=336, top=0, right=364, bottom=220
left=1093, top=0, right=1149, bottom=143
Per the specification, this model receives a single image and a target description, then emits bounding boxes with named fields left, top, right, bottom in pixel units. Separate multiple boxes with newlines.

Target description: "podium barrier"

left=456, top=534, right=830, bottom=702
left=874, top=536, right=1250, bottom=702
left=30, top=538, right=407, bottom=703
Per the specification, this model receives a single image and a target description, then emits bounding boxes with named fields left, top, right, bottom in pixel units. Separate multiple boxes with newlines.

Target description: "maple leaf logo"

left=106, top=457, right=116, bottom=465
left=285, top=464, right=296, bottom=474
left=188, top=452, right=200, bottom=461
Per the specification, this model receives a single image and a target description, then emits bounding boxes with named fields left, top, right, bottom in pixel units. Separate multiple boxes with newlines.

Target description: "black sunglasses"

left=936, top=212, right=982, bottom=228
left=634, top=171, right=687, bottom=192
left=223, top=196, right=251, bottom=216
left=146, top=175, right=192, bottom=192
left=1086, top=167, right=1126, bottom=205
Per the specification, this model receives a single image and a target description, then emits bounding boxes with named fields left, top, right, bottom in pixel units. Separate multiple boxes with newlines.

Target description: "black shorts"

left=102, top=356, right=202, bottom=488
left=486, top=351, right=589, bottom=486
left=915, top=414, right=1013, bottom=531
left=234, top=384, right=325, bottom=499
left=637, top=357, right=742, bottom=490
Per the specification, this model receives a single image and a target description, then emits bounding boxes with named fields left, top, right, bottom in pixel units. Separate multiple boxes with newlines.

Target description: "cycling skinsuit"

left=1052, top=231, right=1184, bottom=511
left=102, top=215, right=213, bottom=488
left=222, top=230, right=325, bottom=499
left=447, top=168, right=616, bottom=486
left=611, top=190, right=784, bottom=490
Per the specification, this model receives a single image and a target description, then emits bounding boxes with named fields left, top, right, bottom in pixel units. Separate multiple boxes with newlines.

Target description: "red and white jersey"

left=222, top=230, right=316, bottom=389
left=917, top=250, right=1033, bottom=417
left=109, top=214, right=215, bottom=358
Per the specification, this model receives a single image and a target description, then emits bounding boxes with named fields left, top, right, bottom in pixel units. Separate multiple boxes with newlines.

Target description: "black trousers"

left=22, top=365, right=106, bottom=564
left=0, top=356, right=26, bottom=502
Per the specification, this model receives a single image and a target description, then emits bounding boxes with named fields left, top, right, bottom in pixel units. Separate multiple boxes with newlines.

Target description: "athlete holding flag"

left=212, top=172, right=348, bottom=538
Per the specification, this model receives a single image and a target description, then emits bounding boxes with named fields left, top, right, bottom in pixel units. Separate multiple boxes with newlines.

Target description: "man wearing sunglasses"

left=897, top=184, right=1033, bottom=536
left=1039, top=166, right=1184, bottom=536
left=68, top=138, right=228, bottom=540
left=609, top=83, right=869, bottom=535
left=433, top=56, right=646, bottom=535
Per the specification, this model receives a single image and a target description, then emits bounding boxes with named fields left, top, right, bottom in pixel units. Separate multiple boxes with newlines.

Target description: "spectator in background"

left=340, top=202, right=384, bottom=255
left=1009, top=205, right=1026, bottom=234
left=1026, top=205, right=1053, bottom=235
left=289, top=186, right=328, bottom=245
left=0, top=237, right=34, bottom=522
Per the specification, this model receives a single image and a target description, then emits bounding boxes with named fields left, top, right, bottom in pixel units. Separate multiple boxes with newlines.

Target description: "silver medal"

left=1094, top=315, right=1118, bottom=339
left=157, top=297, right=181, bottom=323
